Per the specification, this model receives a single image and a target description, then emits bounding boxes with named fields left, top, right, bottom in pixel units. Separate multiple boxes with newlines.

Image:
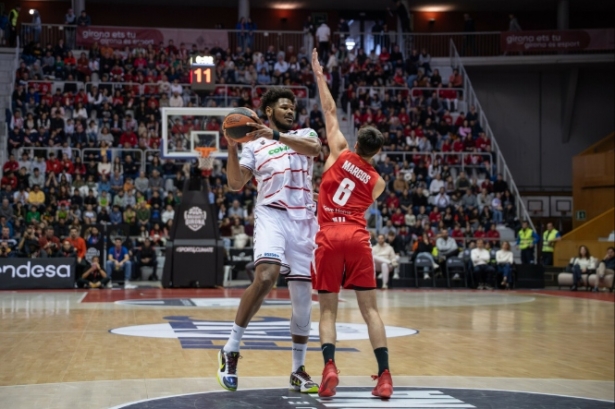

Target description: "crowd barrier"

left=0, top=258, right=76, bottom=290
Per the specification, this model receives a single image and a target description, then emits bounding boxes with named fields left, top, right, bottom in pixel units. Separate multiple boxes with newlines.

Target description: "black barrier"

left=162, top=175, right=225, bottom=288
left=0, top=258, right=76, bottom=290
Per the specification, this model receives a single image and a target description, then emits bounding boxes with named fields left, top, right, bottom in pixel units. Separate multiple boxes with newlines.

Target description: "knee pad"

left=288, top=281, right=313, bottom=337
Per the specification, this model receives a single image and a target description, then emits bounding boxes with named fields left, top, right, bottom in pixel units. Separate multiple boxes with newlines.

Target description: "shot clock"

left=190, top=55, right=217, bottom=91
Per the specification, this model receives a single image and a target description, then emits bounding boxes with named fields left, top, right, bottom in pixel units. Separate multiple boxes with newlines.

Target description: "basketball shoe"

left=371, top=369, right=393, bottom=399
left=318, top=359, right=339, bottom=397
left=290, top=365, right=319, bottom=393
left=217, top=349, right=240, bottom=391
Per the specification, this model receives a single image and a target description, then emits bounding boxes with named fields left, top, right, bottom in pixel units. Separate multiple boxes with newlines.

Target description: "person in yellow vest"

left=516, top=220, right=539, bottom=264
left=541, top=222, right=561, bottom=266
left=8, top=6, right=20, bottom=48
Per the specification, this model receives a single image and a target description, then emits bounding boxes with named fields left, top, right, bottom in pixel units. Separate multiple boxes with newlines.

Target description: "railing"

left=448, top=40, right=534, bottom=233
left=21, top=23, right=613, bottom=58
left=25, top=80, right=198, bottom=104
left=81, top=148, right=146, bottom=172
left=0, top=37, right=20, bottom=169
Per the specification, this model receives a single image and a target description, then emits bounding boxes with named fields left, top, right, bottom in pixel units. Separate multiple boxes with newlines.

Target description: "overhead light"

left=416, top=5, right=453, bottom=12
left=275, top=2, right=302, bottom=9
left=29, top=9, right=36, bottom=15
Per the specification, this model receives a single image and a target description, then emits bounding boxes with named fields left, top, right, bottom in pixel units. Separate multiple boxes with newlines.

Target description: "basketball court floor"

left=0, top=287, right=613, bottom=408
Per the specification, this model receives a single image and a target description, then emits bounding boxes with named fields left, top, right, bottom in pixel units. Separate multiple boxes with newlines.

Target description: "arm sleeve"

left=238, top=143, right=255, bottom=173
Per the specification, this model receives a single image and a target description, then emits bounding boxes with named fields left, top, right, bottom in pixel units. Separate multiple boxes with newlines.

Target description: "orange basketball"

left=223, top=108, right=261, bottom=143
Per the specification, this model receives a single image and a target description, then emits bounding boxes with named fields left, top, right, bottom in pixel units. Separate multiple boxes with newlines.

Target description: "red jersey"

left=318, top=150, right=379, bottom=227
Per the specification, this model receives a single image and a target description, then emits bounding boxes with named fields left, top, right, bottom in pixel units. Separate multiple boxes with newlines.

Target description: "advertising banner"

left=0, top=258, right=76, bottom=290
left=77, top=26, right=228, bottom=50
left=501, top=29, right=614, bottom=52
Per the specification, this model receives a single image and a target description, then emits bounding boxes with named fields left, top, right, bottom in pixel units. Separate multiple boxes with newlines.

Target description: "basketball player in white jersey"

left=217, top=88, right=321, bottom=393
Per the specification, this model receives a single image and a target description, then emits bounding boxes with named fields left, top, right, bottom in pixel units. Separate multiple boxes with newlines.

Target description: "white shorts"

left=253, top=205, right=317, bottom=282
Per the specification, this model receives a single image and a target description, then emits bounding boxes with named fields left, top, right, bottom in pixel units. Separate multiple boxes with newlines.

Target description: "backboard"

left=161, top=107, right=235, bottom=160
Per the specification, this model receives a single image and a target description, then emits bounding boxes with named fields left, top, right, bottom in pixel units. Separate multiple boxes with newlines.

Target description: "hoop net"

left=195, top=147, right=217, bottom=176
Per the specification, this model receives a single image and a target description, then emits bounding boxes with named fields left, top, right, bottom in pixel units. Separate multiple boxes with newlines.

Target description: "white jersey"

left=240, top=128, right=318, bottom=220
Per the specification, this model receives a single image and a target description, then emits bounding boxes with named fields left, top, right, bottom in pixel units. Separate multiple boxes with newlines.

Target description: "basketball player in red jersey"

left=312, top=49, right=393, bottom=399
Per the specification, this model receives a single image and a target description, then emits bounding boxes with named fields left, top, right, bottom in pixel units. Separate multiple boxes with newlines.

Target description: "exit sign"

left=576, top=210, right=586, bottom=221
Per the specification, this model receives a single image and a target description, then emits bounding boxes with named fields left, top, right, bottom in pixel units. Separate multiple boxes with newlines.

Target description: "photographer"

left=38, top=226, right=60, bottom=254
left=17, top=225, right=42, bottom=257
left=77, top=256, right=110, bottom=289
left=0, top=240, right=15, bottom=258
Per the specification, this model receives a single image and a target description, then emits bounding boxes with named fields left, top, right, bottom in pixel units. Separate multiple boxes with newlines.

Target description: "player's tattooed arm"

left=312, top=48, right=348, bottom=160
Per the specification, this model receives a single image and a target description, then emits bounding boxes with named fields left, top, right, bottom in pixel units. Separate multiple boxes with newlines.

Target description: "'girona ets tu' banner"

left=501, top=29, right=614, bottom=52
left=77, top=26, right=228, bottom=50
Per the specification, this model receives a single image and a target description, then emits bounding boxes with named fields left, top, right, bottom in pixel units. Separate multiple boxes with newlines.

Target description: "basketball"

left=223, top=107, right=261, bottom=143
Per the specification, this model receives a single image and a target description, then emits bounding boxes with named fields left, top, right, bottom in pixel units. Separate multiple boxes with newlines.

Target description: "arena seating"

left=2, top=37, right=520, bottom=288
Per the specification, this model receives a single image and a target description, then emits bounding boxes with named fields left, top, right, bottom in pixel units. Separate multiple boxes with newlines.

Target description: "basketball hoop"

left=195, top=147, right=217, bottom=176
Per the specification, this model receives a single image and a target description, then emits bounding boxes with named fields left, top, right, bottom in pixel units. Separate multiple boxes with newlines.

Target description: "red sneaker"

left=318, top=359, right=339, bottom=397
left=371, top=369, right=393, bottom=399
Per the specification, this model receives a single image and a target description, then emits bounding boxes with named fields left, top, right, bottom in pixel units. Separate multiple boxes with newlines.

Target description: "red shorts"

left=313, top=224, right=375, bottom=293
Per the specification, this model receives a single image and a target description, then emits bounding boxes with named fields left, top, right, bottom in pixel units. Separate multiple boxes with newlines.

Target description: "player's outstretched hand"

left=246, top=122, right=274, bottom=140
left=312, top=48, right=323, bottom=77
left=222, top=128, right=238, bottom=148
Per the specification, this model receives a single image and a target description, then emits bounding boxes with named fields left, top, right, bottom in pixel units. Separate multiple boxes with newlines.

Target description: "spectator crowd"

left=4, top=19, right=525, bottom=289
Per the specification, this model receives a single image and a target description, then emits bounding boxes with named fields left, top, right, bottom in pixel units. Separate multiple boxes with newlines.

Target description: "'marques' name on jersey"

left=341, top=160, right=371, bottom=184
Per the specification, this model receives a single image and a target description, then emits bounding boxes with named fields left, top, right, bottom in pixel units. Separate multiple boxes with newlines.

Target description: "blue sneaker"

left=217, top=349, right=240, bottom=391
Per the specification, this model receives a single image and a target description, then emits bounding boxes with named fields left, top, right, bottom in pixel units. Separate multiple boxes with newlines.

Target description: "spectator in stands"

left=316, top=21, right=331, bottom=60
left=372, top=234, right=398, bottom=289
left=496, top=241, right=514, bottom=289
left=471, top=239, right=494, bottom=289
left=77, top=10, right=91, bottom=26
left=516, top=221, right=538, bottom=264
left=493, top=174, right=509, bottom=193
left=436, top=229, right=459, bottom=263
left=66, top=227, right=86, bottom=262
left=508, top=14, right=522, bottom=31
left=449, top=69, right=463, bottom=88
left=593, top=247, right=615, bottom=292
left=135, top=238, right=158, bottom=280
left=569, top=245, right=596, bottom=291
left=106, top=237, right=134, bottom=288
left=413, top=233, right=438, bottom=279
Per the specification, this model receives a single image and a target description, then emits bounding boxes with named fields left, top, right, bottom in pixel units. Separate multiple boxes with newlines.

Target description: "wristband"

left=272, top=130, right=280, bottom=141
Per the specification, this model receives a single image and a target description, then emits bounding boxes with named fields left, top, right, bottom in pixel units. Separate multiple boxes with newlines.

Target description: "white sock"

left=292, top=342, right=308, bottom=372
left=224, top=323, right=246, bottom=352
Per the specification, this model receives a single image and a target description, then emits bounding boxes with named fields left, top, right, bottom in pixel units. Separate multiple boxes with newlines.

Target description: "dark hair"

left=260, top=88, right=296, bottom=116
left=578, top=245, right=591, bottom=259
left=356, top=126, right=384, bottom=157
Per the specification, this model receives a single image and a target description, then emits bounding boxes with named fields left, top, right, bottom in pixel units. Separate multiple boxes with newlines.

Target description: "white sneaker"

left=382, top=283, right=389, bottom=289
left=290, top=366, right=319, bottom=393
left=393, top=273, right=400, bottom=279
left=423, top=273, right=430, bottom=280
left=452, top=273, right=461, bottom=280
left=124, top=281, right=136, bottom=289
left=377, top=273, right=383, bottom=279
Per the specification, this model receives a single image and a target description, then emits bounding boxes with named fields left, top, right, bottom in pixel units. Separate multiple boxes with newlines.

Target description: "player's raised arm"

left=312, top=48, right=348, bottom=160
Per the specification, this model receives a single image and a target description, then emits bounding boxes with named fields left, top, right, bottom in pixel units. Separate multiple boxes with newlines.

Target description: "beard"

left=270, top=113, right=293, bottom=132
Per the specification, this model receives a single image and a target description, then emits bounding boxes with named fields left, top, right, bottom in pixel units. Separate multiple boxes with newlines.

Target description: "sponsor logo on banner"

left=1, top=262, right=71, bottom=278
left=176, top=247, right=214, bottom=253
left=501, top=29, right=615, bottom=52
left=0, top=258, right=75, bottom=290
left=184, top=206, right=206, bottom=232
left=110, top=316, right=418, bottom=350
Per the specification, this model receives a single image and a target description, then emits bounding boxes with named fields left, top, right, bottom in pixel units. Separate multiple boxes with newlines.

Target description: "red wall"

left=6, top=0, right=614, bottom=32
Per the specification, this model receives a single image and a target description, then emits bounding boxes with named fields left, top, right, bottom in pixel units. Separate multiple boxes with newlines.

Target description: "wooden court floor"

left=0, top=287, right=613, bottom=408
